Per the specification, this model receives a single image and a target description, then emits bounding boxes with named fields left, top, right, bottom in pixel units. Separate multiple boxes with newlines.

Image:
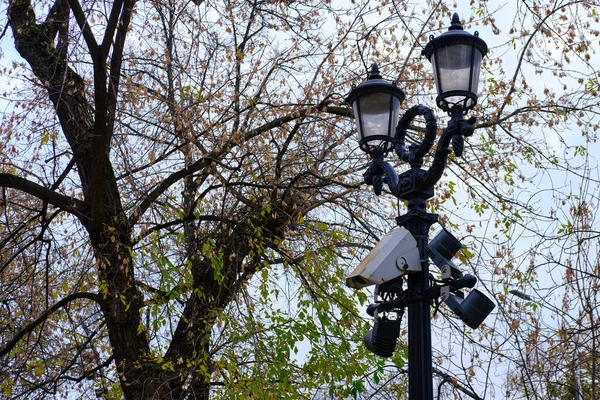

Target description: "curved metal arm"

left=364, top=108, right=477, bottom=199
left=420, top=114, right=476, bottom=190
left=364, top=158, right=400, bottom=196
left=395, top=105, right=437, bottom=164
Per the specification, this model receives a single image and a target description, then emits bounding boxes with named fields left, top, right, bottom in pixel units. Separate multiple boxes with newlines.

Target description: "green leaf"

left=236, top=47, right=245, bottom=60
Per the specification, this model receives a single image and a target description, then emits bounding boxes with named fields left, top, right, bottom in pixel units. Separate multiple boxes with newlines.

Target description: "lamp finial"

left=449, top=13, right=463, bottom=31
left=368, top=63, right=383, bottom=80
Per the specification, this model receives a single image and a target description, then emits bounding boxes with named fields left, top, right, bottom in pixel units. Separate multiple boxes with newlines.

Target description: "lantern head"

left=346, top=64, right=405, bottom=156
left=422, top=13, right=488, bottom=114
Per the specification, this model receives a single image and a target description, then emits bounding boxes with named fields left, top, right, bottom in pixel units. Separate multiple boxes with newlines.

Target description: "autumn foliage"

left=0, top=0, right=599, bottom=399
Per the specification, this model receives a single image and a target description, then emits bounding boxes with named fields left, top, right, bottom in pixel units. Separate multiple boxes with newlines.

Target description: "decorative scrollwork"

left=364, top=108, right=477, bottom=204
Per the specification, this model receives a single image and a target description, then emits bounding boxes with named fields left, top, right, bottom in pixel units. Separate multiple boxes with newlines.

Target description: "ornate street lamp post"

left=346, top=14, right=494, bottom=400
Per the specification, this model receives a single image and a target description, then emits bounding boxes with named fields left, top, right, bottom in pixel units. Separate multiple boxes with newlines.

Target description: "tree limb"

left=433, top=367, right=484, bottom=400
left=65, top=0, right=99, bottom=58
left=0, top=173, right=87, bottom=221
left=0, top=292, right=101, bottom=358
left=100, top=0, right=125, bottom=61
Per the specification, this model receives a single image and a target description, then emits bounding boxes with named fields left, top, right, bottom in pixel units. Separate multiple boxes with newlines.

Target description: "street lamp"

left=346, top=13, right=494, bottom=400
left=346, top=64, right=405, bottom=155
left=422, top=13, right=488, bottom=115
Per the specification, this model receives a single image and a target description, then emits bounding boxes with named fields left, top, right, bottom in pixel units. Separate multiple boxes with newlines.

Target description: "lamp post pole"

left=399, top=199, right=437, bottom=399
left=346, top=14, right=489, bottom=400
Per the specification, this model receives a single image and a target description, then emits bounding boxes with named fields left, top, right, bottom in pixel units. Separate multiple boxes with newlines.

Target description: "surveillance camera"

left=364, top=317, right=400, bottom=358
left=444, top=289, right=495, bottom=329
left=427, top=228, right=463, bottom=278
left=346, top=227, right=421, bottom=289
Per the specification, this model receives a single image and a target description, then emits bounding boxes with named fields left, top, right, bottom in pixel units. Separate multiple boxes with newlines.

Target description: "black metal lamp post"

left=346, top=14, right=490, bottom=400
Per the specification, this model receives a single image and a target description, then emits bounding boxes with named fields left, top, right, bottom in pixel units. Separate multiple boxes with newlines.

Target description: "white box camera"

left=346, top=227, right=421, bottom=289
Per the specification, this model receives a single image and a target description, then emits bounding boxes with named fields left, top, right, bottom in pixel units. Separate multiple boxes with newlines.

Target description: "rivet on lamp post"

left=345, top=13, right=494, bottom=400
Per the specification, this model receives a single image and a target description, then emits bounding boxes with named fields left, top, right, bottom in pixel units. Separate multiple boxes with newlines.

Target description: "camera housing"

left=444, top=289, right=495, bottom=329
left=430, top=228, right=495, bottom=329
left=426, top=228, right=463, bottom=278
left=346, top=227, right=421, bottom=289
left=364, top=317, right=400, bottom=358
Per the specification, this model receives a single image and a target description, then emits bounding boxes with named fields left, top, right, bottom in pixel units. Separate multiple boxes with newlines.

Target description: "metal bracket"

left=396, top=256, right=422, bottom=274
left=439, top=265, right=452, bottom=302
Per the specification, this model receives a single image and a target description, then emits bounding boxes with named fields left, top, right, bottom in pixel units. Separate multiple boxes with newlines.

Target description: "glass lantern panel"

left=352, top=101, right=364, bottom=138
left=353, top=92, right=400, bottom=149
left=433, top=44, right=483, bottom=107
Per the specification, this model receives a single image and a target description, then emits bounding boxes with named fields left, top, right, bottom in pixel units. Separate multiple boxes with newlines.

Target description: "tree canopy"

left=0, top=0, right=599, bottom=399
